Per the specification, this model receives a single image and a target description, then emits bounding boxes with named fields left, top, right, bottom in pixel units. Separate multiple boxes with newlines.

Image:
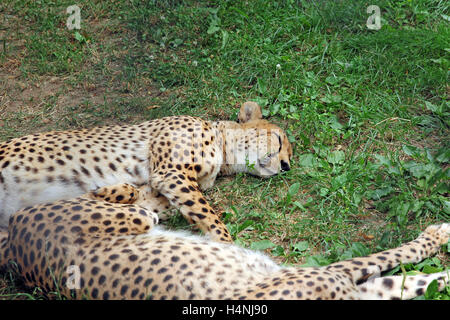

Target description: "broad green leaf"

left=329, top=115, right=344, bottom=130
left=332, top=173, right=347, bottom=188
left=257, top=78, right=267, bottom=94
left=403, top=161, right=435, bottom=179
left=237, top=220, right=254, bottom=233
left=351, top=242, right=370, bottom=257
left=250, top=240, right=276, bottom=251
left=424, top=280, right=439, bottom=299
left=436, top=149, right=450, bottom=163
left=325, top=75, right=339, bottom=85
left=292, top=241, right=309, bottom=252
left=221, top=30, right=229, bottom=49
left=253, top=97, right=268, bottom=107
left=442, top=199, right=450, bottom=215
left=292, top=201, right=306, bottom=210
left=207, top=25, right=220, bottom=34
left=327, top=150, right=345, bottom=164
left=74, top=31, right=86, bottom=42
left=411, top=200, right=424, bottom=213
left=269, top=103, right=280, bottom=115
left=422, top=265, right=442, bottom=275
left=271, top=245, right=285, bottom=257
left=298, top=153, right=317, bottom=167
left=367, top=186, right=393, bottom=200
left=402, top=145, right=420, bottom=157
left=288, top=182, right=300, bottom=197
left=374, top=154, right=391, bottom=167
left=301, top=255, right=331, bottom=267
left=374, top=154, right=401, bottom=174
left=424, top=101, right=439, bottom=113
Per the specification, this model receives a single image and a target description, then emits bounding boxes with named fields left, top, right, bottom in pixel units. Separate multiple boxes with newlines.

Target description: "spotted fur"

left=0, top=184, right=448, bottom=300
left=0, top=102, right=292, bottom=243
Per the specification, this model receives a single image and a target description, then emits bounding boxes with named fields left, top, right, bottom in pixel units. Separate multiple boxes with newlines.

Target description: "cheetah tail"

left=0, top=229, right=9, bottom=269
left=357, top=270, right=449, bottom=300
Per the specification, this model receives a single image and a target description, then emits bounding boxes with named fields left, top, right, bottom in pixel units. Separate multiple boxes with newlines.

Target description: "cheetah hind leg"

left=357, top=270, right=449, bottom=300
left=356, top=223, right=450, bottom=300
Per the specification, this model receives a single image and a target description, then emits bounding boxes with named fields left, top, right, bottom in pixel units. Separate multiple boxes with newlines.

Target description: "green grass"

left=0, top=0, right=449, bottom=299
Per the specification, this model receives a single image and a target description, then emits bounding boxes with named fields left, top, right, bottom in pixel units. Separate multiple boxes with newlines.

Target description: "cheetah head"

left=224, top=102, right=293, bottom=177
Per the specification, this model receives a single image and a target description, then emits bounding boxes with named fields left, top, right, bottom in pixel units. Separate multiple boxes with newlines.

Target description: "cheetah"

left=0, top=101, right=292, bottom=243
left=0, top=183, right=448, bottom=300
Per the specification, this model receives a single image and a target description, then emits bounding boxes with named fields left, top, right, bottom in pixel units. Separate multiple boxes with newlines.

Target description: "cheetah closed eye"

left=0, top=184, right=448, bottom=300
left=0, top=101, right=293, bottom=243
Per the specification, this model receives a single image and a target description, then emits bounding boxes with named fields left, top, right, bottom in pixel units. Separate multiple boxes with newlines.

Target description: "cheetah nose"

left=280, top=160, right=290, bottom=172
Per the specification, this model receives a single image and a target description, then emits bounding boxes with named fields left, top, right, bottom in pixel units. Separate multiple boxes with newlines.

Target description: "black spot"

left=382, top=278, right=394, bottom=289
left=89, top=226, right=99, bottom=233
left=70, top=226, right=82, bottom=233
left=71, top=214, right=81, bottom=221
left=91, top=213, right=102, bottom=220
left=91, top=267, right=100, bottom=276
left=144, top=279, right=153, bottom=287
left=120, top=285, right=129, bottom=296
left=184, top=200, right=195, bottom=207
left=131, top=289, right=139, bottom=298
left=163, top=275, right=173, bottom=282
left=112, top=264, right=120, bottom=272
left=158, top=267, right=168, bottom=274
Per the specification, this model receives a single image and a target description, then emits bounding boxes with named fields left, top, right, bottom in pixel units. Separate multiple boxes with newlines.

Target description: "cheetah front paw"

left=89, top=183, right=140, bottom=204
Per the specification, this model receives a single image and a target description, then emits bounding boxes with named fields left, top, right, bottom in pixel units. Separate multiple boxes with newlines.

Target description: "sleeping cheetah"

left=0, top=183, right=448, bottom=300
left=0, top=101, right=292, bottom=243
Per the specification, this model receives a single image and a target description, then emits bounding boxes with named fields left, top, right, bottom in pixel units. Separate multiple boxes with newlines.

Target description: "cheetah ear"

left=238, top=101, right=263, bottom=123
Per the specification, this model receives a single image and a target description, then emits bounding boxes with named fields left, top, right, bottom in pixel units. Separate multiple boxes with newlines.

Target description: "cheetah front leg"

left=150, top=170, right=233, bottom=243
